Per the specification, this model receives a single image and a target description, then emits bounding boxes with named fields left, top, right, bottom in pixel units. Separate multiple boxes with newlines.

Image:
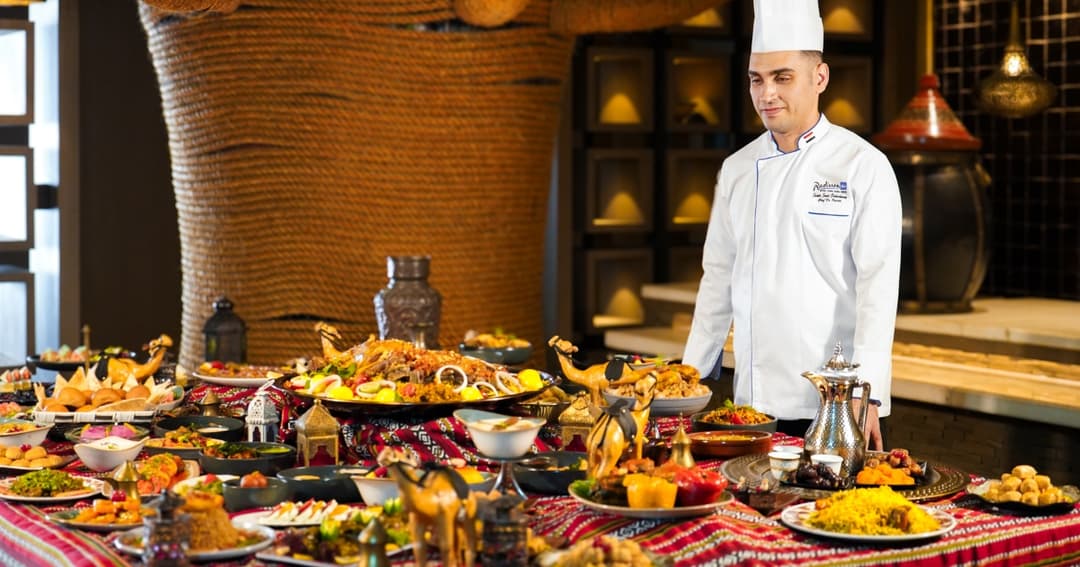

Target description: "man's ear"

left=815, top=62, right=830, bottom=94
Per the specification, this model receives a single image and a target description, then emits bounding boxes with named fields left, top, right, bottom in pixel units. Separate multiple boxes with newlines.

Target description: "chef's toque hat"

left=751, top=0, right=824, bottom=54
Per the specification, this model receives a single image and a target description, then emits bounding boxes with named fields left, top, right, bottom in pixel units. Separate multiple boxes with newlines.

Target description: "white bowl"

left=603, top=390, right=712, bottom=417
left=74, top=436, right=148, bottom=472
left=453, top=409, right=545, bottom=460
left=351, top=475, right=400, bottom=506
left=0, top=421, right=53, bottom=448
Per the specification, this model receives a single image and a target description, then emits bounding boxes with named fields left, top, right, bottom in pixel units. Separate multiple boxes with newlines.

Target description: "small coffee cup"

left=810, top=453, right=844, bottom=475
left=768, top=451, right=801, bottom=481
left=772, top=445, right=803, bottom=456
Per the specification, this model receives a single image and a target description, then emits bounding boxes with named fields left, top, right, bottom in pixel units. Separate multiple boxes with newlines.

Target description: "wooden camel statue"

left=585, top=373, right=656, bottom=479
left=548, top=335, right=654, bottom=408
left=107, top=333, right=173, bottom=380
left=377, top=447, right=479, bottom=567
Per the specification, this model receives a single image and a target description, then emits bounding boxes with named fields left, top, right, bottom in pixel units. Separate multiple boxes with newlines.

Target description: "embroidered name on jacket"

left=809, top=180, right=851, bottom=216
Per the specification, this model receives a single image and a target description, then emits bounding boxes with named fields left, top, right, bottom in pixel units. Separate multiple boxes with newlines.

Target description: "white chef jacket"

left=683, top=114, right=901, bottom=419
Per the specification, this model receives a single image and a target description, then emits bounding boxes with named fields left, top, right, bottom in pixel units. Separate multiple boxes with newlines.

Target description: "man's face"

left=748, top=51, right=828, bottom=138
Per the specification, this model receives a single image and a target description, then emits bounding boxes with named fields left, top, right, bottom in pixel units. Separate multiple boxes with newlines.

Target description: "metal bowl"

left=513, top=451, right=587, bottom=495
left=153, top=416, right=245, bottom=442
left=277, top=465, right=364, bottom=503
left=691, top=411, right=778, bottom=433
left=198, top=442, right=297, bottom=476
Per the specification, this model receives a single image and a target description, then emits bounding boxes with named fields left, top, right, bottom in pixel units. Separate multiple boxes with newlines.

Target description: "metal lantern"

left=245, top=387, right=279, bottom=443
left=295, top=399, right=339, bottom=466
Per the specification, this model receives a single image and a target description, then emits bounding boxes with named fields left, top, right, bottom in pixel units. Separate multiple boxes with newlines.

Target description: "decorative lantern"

left=203, top=297, right=247, bottom=363
left=245, top=386, right=279, bottom=443
left=295, top=399, right=339, bottom=466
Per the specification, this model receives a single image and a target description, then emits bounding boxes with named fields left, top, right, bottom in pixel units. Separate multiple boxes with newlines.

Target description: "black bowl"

left=459, top=344, right=533, bottom=365
left=198, top=442, right=298, bottom=476
left=513, top=451, right=587, bottom=495
left=277, top=465, right=365, bottom=503
left=153, top=416, right=245, bottom=442
left=221, top=477, right=292, bottom=513
left=690, top=411, right=778, bottom=433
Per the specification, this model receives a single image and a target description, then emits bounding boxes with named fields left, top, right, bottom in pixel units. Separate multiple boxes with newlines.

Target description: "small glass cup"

left=810, top=454, right=844, bottom=475
left=768, top=451, right=801, bottom=481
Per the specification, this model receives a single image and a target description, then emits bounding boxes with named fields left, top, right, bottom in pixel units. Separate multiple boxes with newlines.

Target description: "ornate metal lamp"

left=245, top=385, right=279, bottom=443
left=872, top=0, right=991, bottom=313
left=977, top=0, right=1057, bottom=119
left=294, top=399, right=339, bottom=466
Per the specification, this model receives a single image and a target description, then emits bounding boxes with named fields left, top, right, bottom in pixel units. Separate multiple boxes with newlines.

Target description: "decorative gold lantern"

left=294, top=399, right=339, bottom=466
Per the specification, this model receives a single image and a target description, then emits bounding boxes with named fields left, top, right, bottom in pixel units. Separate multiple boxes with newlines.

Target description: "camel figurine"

left=548, top=335, right=652, bottom=409
left=584, top=373, right=656, bottom=479
left=377, top=447, right=479, bottom=567
left=314, top=322, right=346, bottom=360
left=107, top=333, right=174, bottom=380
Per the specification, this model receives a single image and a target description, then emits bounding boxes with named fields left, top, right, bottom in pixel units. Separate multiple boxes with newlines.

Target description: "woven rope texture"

left=137, top=0, right=718, bottom=368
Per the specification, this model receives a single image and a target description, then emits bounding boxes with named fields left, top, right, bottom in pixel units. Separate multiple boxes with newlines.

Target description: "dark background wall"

left=890, top=399, right=1078, bottom=484
left=935, top=0, right=1080, bottom=301
left=73, top=0, right=180, bottom=351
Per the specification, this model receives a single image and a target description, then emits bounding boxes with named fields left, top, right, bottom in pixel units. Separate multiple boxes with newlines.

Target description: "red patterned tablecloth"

left=0, top=384, right=1076, bottom=566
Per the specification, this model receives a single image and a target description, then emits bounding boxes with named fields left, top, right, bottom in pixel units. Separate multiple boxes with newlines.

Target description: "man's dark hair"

left=802, top=50, right=823, bottom=64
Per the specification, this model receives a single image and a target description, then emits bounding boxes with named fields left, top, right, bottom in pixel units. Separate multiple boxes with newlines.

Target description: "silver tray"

left=721, top=453, right=969, bottom=502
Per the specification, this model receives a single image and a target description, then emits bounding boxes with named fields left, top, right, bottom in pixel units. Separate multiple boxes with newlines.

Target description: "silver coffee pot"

left=801, top=342, right=871, bottom=477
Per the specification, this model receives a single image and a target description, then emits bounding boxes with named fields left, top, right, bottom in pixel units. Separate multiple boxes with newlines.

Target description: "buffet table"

left=0, top=384, right=1077, bottom=567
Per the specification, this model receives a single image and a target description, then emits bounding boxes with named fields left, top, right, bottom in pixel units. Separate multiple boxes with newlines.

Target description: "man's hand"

left=852, top=398, right=882, bottom=451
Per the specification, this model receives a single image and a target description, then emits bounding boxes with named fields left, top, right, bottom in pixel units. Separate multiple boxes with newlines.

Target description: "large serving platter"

left=0, top=454, right=77, bottom=474
left=568, top=489, right=732, bottom=520
left=721, top=453, right=969, bottom=503
left=26, top=355, right=86, bottom=372
left=48, top=509, right=148, bottom=533
left=255, top=543, right=414, bottom=566
left=274, top=371, right=561, bottom=416
left=780, top=501, right=957, bottom=542
left=0, top=477, right=105, bottom=503
left=966, top=480, right=1079, bottom=515
left=192, top=364, right=290, bottom=388
left=115, top=521, right=275, bottom=561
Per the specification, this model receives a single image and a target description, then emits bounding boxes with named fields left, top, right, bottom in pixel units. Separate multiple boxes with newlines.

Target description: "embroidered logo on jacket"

left=808, top=180, right=851, bottom=217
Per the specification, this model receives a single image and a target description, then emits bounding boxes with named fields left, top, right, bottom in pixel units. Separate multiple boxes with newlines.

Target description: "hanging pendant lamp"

left=976, top=0, right=1057, bottom=118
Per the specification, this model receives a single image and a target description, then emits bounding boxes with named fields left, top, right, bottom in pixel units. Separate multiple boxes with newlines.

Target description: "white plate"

left=0, top=476, right=104, bottom=503
left=192, top=367, right=287, bottom=388
left=115, top=520, right=274, bottom=561
left=780, top=501, right=957, bottom=542
left=192, top=370, right=278, bottom=388
left=603, top=390, right=712, bottom=417
left=233, top=506, right=361, bottom=528
left=569, top=488, right=731, bottom=520
left=0, top=454, right=77, bottom=473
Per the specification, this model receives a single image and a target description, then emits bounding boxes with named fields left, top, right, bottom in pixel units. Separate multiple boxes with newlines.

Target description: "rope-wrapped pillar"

left=137, top=0, right=718, bottom=368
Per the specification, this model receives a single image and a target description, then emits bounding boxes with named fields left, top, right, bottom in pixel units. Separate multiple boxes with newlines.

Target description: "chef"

left=683, top=0, right=901, bottom=450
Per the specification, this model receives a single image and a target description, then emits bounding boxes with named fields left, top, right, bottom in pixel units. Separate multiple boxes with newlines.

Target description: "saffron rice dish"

left=808, top=486, right=941, bottom=536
